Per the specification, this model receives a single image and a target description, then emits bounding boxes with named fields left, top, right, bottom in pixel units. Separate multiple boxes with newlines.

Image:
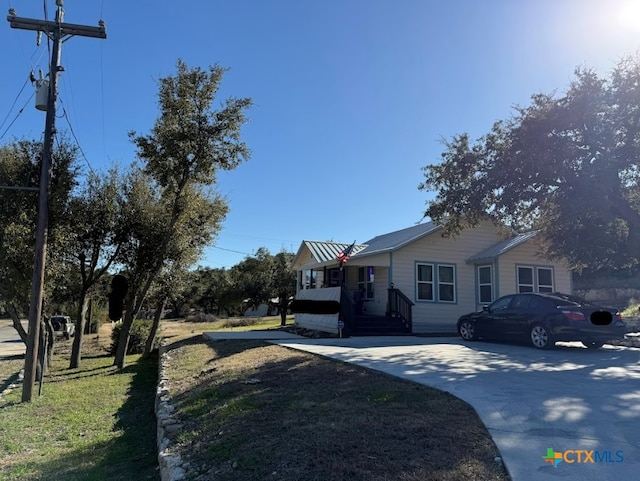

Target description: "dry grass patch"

left=163, top=336, right=510, bottom=481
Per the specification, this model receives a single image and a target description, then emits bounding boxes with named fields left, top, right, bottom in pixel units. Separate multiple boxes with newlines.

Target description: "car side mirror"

left=482, top=305, right=489, bottom=312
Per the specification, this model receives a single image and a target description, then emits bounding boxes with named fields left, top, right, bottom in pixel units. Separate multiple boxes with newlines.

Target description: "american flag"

left=337, top=241, right=355, bottom=265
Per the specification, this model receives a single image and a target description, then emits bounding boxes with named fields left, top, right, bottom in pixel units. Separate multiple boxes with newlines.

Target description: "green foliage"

left=420, top=54, right=640, bottom=271
left=109, top=320, right=159, bottom=355
left=0, top=138, right=79, bottom=314
left=113, top=60, right=252, bottom=368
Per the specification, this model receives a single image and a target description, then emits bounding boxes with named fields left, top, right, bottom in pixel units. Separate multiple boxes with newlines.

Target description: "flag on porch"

left=337, top=241, right=355, bottom=265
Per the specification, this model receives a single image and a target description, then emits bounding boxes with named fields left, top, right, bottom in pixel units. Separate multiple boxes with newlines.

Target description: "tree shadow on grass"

left=1, top=354, right=160, bottom=481
left=165, top=334, right=272, bottom=366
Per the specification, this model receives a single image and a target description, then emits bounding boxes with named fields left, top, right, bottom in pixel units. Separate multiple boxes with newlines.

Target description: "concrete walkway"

left=270, top=336, right=640, bottom=481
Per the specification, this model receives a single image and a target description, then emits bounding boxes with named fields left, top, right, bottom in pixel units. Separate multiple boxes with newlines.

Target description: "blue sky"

left=3, top=0, right=640, bottom=269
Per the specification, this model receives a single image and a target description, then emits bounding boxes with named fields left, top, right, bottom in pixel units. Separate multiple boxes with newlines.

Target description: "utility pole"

left=7, top=1, right=106, bottom=402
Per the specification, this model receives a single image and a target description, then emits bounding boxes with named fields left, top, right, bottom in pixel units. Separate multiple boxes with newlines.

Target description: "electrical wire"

left=58, top=97, right=96, bottom=176
left=99, top=36, right=107, bottom=165
left=0, top=75, right=31, bottom=134
left=0, top=91, right=36, bottom=142
left=211, top=246, right=252, bottom=256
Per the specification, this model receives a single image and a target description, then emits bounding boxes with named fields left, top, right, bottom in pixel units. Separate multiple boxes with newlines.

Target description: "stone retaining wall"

left=574, top=288, right=640, bottom=308
left=156, top=344, right=187, bottom=481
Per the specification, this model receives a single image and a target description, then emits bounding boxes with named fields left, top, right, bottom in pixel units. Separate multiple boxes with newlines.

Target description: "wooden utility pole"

left=7, top=1, right=106, bottom=402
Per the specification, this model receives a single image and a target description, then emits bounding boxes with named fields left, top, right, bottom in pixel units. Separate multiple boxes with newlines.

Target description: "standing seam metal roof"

left=303, top=241, right=368, bottom=264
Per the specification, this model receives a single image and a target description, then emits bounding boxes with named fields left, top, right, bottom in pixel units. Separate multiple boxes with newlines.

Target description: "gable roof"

left=352, top=221, right=442, bottom=259
left=292, top=240, right=368, bottom=268
left=466, top=231, right=538, bottom=264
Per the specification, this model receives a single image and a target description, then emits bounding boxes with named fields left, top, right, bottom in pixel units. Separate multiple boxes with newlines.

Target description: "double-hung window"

left=517, top=266, right=554, bottom=293
left=477, top=265, right=494, bottom=303
left=438, top=265, right=455, bottom=302
left=416, top=263, right=456, bottom=303
left=416, top=264, right=434, bottom=301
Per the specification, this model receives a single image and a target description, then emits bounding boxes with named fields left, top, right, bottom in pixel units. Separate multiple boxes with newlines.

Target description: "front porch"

left=293, top=282, right=414, bottom=336
left=292, top=240, right=413, bottom=336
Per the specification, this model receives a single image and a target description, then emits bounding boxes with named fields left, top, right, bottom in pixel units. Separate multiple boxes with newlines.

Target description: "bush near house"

left=109, top=320, right=159, bottom=355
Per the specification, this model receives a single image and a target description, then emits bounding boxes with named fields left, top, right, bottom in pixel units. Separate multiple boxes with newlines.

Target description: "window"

left=358, top=267, right=374, bottom=299
left=517, top=267, right=534, bottom=292
left=416, top=263, right=456, bottom=303
left=477, top=265, right=493, bottom=303
left=537, top=268, right=553, bottom=292
left=438, top=265, right=455, bottom=302
left=416, top=263, right=434, bottom=301
left=328, top=268, right=341, bottom=286
left=304, top=269, right=317, bottom=289
left=517, top=266, right=554, bottom=293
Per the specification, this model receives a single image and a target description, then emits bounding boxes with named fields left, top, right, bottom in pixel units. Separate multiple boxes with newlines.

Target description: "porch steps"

left=351, top=315, right=411, bottom=336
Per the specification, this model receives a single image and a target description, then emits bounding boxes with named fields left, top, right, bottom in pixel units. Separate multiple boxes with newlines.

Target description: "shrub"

left=109, top=320, right=160, bottom=355
left=221, top=317, right=260, bottom=328
left=185, top=312, right=218, bottom=323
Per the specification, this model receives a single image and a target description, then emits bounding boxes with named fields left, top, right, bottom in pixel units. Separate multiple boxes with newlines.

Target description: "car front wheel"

left=530, top=324, right=553, bottom=349
left=582, top=340, right=604, bottom=349
left=458, top=319, right=477, bottom=341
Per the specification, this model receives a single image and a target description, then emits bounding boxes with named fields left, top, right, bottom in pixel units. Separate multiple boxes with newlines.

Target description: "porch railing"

left=387, top=288, right=414, bottom=332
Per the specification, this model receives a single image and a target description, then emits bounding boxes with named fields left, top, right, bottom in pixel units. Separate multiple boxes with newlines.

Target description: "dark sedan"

left=457, top=292, right=627, bottom=349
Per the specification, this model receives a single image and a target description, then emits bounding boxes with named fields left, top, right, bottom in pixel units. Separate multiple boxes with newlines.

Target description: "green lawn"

left=0, top=347, right=158, bottom=481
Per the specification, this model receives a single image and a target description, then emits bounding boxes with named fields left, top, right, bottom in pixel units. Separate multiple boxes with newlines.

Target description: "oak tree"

left=420, top=55, right=640, bottom=271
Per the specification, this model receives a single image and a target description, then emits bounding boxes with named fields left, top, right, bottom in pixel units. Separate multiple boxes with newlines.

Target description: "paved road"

left=275, top=336, right=640, bottom=481
left=0, top=319, right=25, bottom=358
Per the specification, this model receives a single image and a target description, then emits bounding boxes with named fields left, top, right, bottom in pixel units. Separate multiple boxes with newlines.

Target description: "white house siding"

left=294, top=249, right=316, bottom=270
left=496, top=242, right=571, bottom=296
left=390, top=221, right=503, bottom=333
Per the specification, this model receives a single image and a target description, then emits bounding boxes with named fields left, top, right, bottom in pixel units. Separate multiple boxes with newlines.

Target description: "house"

left=291, top=220, right=572, bottom=335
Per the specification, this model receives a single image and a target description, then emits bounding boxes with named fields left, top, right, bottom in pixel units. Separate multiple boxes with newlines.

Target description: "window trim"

left=536, top=267, right=554, bottom=293
left=516, top=265, right=554, bottom=293
left=416, top=263, right=434, bottom=301
left=415, top=262, right=457, bottom=304
left=477, top=264, right=494, bottom=304
left=357, top=266, right=375, bottom=300
left=437, top=264, right=456, bottom=303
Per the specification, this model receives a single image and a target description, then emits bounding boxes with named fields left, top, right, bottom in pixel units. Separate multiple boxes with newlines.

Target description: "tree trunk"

left=113, top=275, right=153, bottom=369
left=69, top=292, right=89, bottom=369
left=279, top=291, right=289, bottom=326
left=144, top=296, right=166, bottom=358
left=113, top=297, right=136, bottom=369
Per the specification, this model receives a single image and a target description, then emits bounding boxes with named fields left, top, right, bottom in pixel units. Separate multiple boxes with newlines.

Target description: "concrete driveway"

left=275, top=336, right=640, bottom=481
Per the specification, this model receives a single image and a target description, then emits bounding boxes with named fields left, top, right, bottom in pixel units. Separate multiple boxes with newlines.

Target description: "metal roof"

left=466, top=231, right=538, bottom=263
left=298, top=240, right=368, bottom=266
left=352, top=221, right=442, bottom=258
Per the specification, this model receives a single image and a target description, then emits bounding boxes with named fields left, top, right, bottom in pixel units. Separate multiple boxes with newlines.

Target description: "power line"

left=211, top=246, right=251, bottom=256
left=0, top=91, right=35, bottom=142
left=59, top=97, right=96, bottom=176
left=0, top=74, right=31, bottom=134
